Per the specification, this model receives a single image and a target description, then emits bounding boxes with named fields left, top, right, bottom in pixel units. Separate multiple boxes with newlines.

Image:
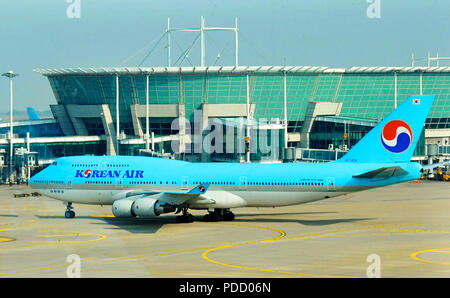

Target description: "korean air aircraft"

left=29, top=95, right=436, bottom=223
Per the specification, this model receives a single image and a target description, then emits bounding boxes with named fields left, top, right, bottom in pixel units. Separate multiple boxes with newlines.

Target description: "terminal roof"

left=34, top=66, right=450, bottom=76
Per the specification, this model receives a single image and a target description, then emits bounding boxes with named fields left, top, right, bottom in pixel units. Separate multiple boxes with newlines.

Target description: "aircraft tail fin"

left=337, top=95, right=435, bottom=163
left=27, top=107, right=40, bottom=120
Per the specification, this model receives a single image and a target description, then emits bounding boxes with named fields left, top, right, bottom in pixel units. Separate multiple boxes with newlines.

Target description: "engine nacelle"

left=131, top=197, right=176, bottom=218
left=112, top=197, right=176, bottom=218
left=112, top=199, right=135, bottom=217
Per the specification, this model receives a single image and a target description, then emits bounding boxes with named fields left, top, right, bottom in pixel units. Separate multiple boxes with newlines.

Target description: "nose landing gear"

left=64, top=202, right=76, bottom=218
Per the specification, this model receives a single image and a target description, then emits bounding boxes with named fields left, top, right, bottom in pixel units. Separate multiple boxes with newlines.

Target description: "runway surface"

left=0, top=180, right=449, bottom=278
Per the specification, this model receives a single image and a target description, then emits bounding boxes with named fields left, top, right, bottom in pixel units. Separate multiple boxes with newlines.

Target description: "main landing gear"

left=175, top=206, right=194, bottom=223
left=203, top=208, right=235, bottom=222
left=64, top=202, right=76, bottom=219
left=174, top=207, right=235, bottom=223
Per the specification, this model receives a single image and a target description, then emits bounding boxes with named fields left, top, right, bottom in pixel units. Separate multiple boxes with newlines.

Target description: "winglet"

left=188, top=184, right=209, bottom=194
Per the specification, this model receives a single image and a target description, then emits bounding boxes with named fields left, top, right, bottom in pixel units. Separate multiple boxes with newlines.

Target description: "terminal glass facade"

left=44, top=68, right=449, bottom=157
left=48, top=71, right=450, bottom=126
left=28, top=141, right=106, bottom=161
left=0, top=121, right=63, bottom=138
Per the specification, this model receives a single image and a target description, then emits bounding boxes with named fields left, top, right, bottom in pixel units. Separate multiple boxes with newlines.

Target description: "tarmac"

left=0, top=180, right=449, bottom=278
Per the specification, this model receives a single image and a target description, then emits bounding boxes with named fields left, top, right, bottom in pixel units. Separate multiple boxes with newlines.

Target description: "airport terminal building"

left=1, top=65, right=449, bottom=182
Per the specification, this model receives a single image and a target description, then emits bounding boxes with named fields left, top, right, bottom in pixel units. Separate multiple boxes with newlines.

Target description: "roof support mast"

left=200, top=16, right=205, bottom=67
left=167, top=18, right=171, bottom=67
left=166, top=16, right=239, bottom=67
left=235, top=17, right=239, bottom=67
left=411, top=52, right=450, bottom=67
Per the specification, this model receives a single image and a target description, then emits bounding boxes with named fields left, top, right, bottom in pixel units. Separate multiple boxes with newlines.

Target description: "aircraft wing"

left=422, top=160, right=450, bottom=171
left=352, top=166, right=408, bottom=179
left=122, top=184, right=211, bottom=205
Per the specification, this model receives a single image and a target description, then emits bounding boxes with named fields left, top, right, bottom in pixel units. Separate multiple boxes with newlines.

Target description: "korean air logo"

left=83, top=169, right=92, bottom=178
left=381, top=120, right=413, bottom=154
left=198, top=186, right=206, bottom=193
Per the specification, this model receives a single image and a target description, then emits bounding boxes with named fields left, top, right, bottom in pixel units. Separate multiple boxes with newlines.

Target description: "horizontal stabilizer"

left=353, top=166, right=408, bottom=179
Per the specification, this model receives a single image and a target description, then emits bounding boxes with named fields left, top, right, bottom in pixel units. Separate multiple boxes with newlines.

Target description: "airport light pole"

left=145, top=72, right=150, bottom=150
left=246, top=73, right=250, bottom=163
left=115, top=73, right=120, bottom=155
left=283, top=71, right=288, bottom=149
left=2, top=71, right=19, bottom=183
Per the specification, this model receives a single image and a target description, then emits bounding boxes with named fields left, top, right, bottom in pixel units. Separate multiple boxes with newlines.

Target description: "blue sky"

left=0, top=0, right=448, bottom=113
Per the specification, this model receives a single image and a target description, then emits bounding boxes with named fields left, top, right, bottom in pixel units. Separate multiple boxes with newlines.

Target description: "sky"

left=0, top=0, right=448, bottom=114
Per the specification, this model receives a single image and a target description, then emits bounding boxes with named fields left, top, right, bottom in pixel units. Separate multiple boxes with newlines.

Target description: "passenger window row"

left=85, top=181, right=112, bottom=185
left=72, top=164, right=98, bottom=167
left=193, top=181, right=235, bottom=185
left=34, top=180, right=64, bottom=184
left=82, top=180, right=326, bottom=186
left=72, top=164, right=129, bottom=168
left=245, top=181, right=325, bottom=186
left=38, top=180, right=326, bottom=187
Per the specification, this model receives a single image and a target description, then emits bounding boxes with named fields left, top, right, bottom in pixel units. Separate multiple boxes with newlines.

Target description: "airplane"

left=29, top=95, right=437, bottom=223
left=0, top=107, right=40, bottom=123
left=27, top=107, right=41, bottom=120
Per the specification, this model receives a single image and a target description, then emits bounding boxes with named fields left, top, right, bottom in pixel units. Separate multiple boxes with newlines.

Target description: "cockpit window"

left=52, top=161, right=58, bottom=166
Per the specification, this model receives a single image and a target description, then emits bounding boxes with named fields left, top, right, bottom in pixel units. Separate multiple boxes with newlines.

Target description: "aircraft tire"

left=65, top=211, right=75, bottom=218
left=176, top=214, right=194, bottom=223
left=223, top=212, right=235, bottom=221
left=211, top=213, right=222, bottom=222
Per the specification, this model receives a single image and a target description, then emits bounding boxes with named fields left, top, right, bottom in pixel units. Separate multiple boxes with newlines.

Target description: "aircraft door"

left=66, top=177, right=72, bottom=189
left=182, top=176, right=189, bottom=191
left=98, top=160, right=107, bottom=201
left=239, top=176, right=247, bottom=191
left=326, top=177, right=336, bottom=191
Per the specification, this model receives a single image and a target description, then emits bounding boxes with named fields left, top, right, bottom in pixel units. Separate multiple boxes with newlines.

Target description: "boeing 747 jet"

left=30, top=95, right=437, bottom=223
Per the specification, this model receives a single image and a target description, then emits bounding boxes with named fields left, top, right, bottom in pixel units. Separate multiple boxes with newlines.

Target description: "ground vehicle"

left=436, top=168, right=450, bottom=181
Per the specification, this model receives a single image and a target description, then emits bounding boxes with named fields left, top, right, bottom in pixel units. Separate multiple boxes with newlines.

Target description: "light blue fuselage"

left=29, top=155, right=422, bottom=208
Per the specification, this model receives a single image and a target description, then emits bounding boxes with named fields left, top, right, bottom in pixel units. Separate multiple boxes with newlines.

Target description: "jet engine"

left=112, top=196, right=176, bottom=218
left=112, top=199, right=135, bottom=217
